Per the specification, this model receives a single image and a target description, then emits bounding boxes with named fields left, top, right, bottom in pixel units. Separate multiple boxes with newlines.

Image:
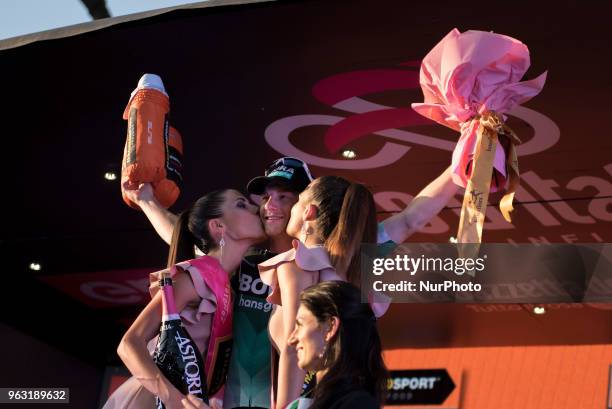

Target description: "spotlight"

left=533, top=306, right=546, bottom=315
left=341, top=149, right=357, bottom=159
left=449, top=236, right=458, bottom=244
left=29, top=262, right=41, bottom=271
left=104, top=172, right=117, bottom=181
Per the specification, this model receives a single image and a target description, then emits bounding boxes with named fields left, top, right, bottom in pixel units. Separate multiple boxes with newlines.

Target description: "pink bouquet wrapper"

left=412, top=28, right=547, bottom=192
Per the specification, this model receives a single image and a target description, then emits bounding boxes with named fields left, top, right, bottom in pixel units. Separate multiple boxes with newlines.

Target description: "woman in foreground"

left=287, top=280, right=388, bottom=409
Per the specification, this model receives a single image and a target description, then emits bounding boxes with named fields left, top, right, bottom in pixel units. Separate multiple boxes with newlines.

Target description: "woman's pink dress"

left=259, top=240, right=343, bottom=307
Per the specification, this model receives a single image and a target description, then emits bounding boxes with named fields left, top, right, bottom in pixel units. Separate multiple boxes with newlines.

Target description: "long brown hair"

left=309, top=176, right=377, bottom=285
left=166, top=189, right=227, bottom=267
left=300, top=281, right=388, bottom=408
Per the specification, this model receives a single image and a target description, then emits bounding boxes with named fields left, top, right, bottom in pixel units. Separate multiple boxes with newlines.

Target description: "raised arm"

left=382, top=166, right=458, bottom=243
left=123, top=182, right=178, bottom=244
left=116, top=269, right=206, bottom=408
left=275, top=262, right=312, bottom=409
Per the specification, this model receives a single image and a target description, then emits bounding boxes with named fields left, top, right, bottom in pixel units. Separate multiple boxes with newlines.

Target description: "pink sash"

left=187, top=256, right=233, bottom=398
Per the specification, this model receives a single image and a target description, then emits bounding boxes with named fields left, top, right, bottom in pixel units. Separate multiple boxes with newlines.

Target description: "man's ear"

left=324, top=316, right=340, bottom=342
left=304, top=204, right=319, bottom=221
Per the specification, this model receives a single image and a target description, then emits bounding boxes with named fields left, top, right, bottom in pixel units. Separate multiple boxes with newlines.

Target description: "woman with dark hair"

left=259, top=176, right=380, bottom=408
left=287, top=280, right=388, bottom=409
left=104, top=189, right=265, bottom=409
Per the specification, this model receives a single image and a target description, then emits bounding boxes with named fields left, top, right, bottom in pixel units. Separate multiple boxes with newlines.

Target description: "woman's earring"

left=300, top=224, right=312, bottom=243
left=219, top=234, right=226, bottom=262
left=318, top=343, right=326, bottom=359
left=318, top=342, right=329, bottom=369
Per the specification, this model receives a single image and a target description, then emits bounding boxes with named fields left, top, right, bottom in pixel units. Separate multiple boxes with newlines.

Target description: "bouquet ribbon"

left=458, top=111, right=521, bottom=244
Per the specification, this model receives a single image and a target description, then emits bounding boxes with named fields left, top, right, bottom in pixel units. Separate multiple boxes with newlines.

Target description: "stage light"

left=29, top=262, right=41, bottom=271
left=449, top=236, right=458, bottom=243
left=533, top=306, right=546, bottom=315
left=104, top=172, right=117, bottom=181
left=342, top=149, right=357, bottom=159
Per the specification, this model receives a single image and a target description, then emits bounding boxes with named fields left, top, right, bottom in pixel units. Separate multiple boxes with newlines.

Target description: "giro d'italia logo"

left=264, top=61, right=560, bottom=170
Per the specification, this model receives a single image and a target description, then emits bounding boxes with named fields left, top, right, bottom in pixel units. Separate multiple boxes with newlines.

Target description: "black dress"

left=327, top=389, right=380, bottom=409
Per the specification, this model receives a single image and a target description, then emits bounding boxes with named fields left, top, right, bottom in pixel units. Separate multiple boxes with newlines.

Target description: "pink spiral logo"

left=265, top=61, right=559, bottom=170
